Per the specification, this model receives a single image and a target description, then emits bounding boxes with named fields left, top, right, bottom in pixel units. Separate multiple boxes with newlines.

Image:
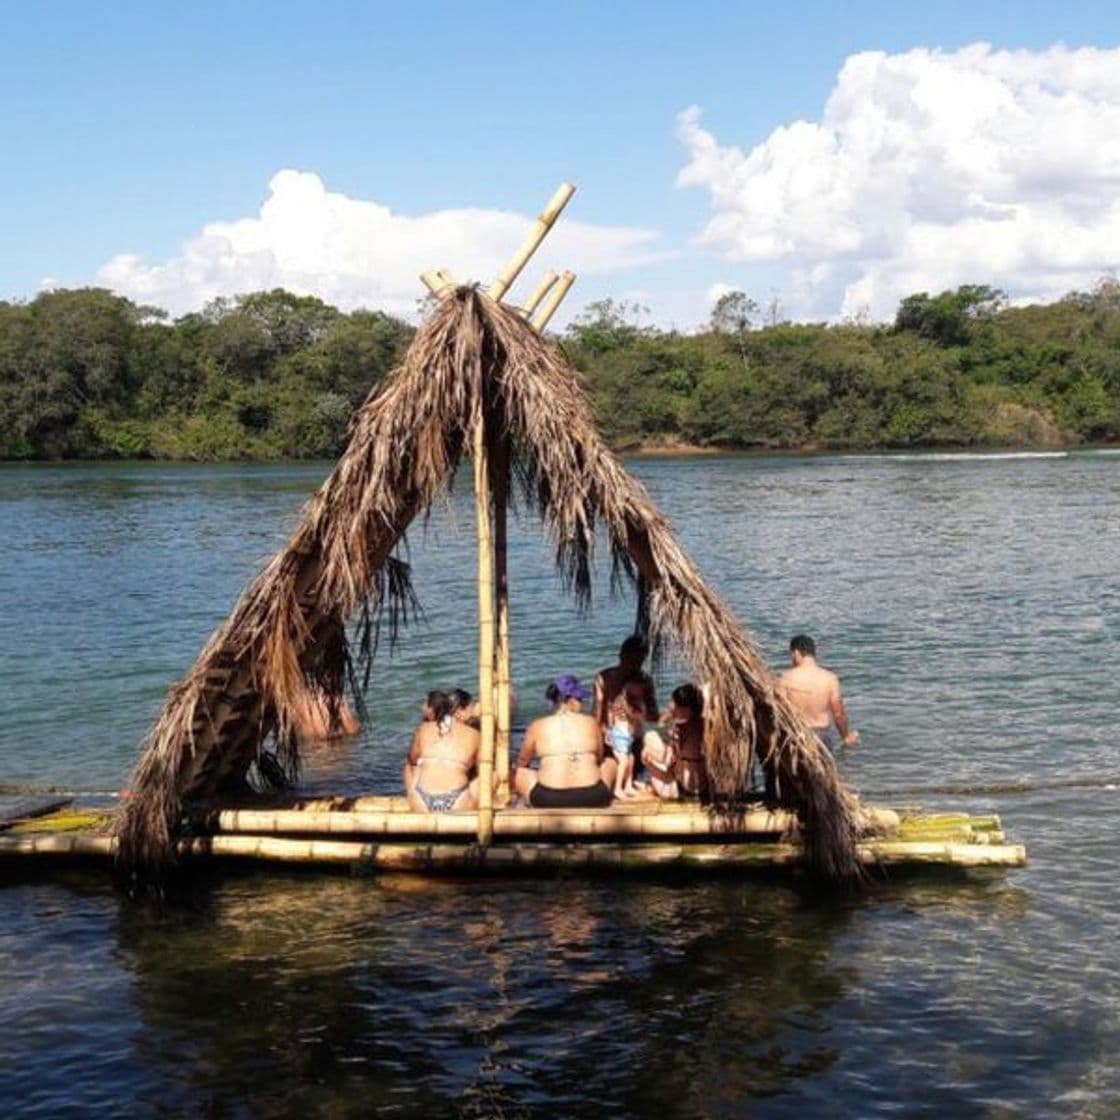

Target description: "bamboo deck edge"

left=0, top=831, right=1027, bottom=870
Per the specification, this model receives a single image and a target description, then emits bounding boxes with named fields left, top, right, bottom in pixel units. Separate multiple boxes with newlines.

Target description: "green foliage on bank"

left=567, top=281, right=1120, bottom=450
left=0, top=288, right=413, bottom=460
left=2, top=280, right=1119, bottom=460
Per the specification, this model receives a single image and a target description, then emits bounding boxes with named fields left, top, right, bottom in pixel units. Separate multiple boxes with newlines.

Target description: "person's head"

left=448, top=688, right=480, bottom=724
left=545, top=674, right=589, bottom=712
left=619, top=634, right=648, bottom=672
left=423, top=689, right=451, bottom=723
left=789, top=634, right=817, bottom=666
left=669, top=683, right=704, bottom=721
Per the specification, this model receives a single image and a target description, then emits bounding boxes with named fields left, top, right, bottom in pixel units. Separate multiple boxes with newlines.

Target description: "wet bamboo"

left=0, top=832, right=1028, bottom=870
left=487, top=184, right=576, bottom=303
left=521, top=271, right=558, bottom=318
left=530, top=271, right=576, bottom=332
left=474, top=409, right=496, bottom=845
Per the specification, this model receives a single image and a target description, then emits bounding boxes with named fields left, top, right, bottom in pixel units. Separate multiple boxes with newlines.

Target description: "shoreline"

left=2, top=439, right=1117, bottom=467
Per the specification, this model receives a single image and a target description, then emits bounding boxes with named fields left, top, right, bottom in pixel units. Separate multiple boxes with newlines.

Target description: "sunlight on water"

left=1, top=454, right=1118, bottom=1115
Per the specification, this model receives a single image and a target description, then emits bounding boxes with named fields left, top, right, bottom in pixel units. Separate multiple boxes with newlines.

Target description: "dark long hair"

left=426, top=690, right=451, bottom=722
left=671, top=683, right=704, bottom=717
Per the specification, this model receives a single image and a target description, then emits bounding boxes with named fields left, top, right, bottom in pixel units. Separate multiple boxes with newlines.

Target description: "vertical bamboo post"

left=487, top=183, right=576, bottom=302
left=492, top=433, right=512, bottom=805
left=531, top=271, right=577, bottom=332
left=474, top=412, right=496, bottom=845
left=483, top=184, right=575, bottom=812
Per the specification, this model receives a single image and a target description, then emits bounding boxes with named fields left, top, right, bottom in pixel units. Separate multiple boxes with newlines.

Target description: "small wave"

left=888, top=451, right=1068, bottom=462
left=863, top=774, right=1120, bottom=799
left=0, top=782, right=120, bottom=798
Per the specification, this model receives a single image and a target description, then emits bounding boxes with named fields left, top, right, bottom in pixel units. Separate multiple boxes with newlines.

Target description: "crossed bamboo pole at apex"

left=419, top=183, right=579, bottom=843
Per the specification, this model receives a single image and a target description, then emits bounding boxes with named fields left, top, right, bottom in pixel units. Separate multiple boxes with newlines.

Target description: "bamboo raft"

left=89, top=184, right=1027, bottom=890
left=0, top=800, right=1026, bottom=877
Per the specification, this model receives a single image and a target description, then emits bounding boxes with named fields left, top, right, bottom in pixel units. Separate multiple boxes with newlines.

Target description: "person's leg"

left=622, top=753, right=639, bottom=796
left=600, top=756, right=618, bottom=791
left=613, top=752, right=630, bottom=798
left=514, top=767, right=538, bottom=801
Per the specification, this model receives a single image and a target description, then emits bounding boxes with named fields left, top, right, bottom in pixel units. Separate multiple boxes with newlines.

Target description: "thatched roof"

left=117, top=287, right=861, bottom=882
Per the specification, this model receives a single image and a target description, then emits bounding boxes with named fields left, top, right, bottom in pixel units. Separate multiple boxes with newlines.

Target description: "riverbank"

left=5, top=285, right=1118, bottom=462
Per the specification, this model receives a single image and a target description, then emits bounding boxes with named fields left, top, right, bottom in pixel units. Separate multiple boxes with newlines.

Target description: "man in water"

left=779, top=634, right=860, bottom=753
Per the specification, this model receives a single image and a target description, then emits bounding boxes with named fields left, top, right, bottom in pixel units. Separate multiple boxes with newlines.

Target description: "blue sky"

left=3, top=1, right=1119, bottom=326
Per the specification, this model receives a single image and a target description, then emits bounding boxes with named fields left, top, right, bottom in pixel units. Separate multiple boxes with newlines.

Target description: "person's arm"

left=403, top=727, right=423, bottom=789
left=642, top=678, right=659, bottom=722
left=829, top=678, right=860, bottom=746
left=593, top=673, right=606, bottom=726
left=515, top=722, right=538, bottom=772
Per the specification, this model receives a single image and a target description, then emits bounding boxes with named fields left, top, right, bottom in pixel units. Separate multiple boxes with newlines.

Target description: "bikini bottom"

left=415, top=782, right=467, bottom=812
left=529, top=780, right=613, bottom=809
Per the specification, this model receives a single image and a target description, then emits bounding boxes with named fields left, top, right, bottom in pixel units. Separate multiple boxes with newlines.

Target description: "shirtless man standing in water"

left=779, top=634, right=860, bottom=753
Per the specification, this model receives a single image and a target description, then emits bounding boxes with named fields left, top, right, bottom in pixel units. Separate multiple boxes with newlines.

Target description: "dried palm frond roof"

left=117, top=287, right=861, bottom=884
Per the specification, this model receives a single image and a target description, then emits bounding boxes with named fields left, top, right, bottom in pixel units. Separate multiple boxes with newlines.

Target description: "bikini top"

left=536, top=711, right=599, bottom=760
left=418, top=720, right=473, bottom=767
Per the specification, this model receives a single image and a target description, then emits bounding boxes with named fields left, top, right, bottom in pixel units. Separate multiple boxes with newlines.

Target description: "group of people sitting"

left=402, top=636, right=708, bottom=813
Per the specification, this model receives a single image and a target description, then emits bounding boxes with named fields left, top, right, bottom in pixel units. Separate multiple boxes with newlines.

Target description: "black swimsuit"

left=529, top=780, right=613, bottom=809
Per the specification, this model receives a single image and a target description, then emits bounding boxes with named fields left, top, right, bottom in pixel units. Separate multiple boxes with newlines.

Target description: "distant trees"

left=709, top=290, right=759, bottom=363
left=894, top=284, right=1005, bottom=346
left=2, top=280, right=1119, bottom=460
left=0, top=288, right=412, bottom=460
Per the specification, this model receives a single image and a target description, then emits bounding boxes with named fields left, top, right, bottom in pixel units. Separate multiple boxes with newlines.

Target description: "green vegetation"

left=3, top=280, right=1119, bottom=460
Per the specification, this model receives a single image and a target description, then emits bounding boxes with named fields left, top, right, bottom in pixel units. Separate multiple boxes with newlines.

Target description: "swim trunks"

left=606, top=722, right=634, bottom=763
left=813, top=724, right=841, bottom=754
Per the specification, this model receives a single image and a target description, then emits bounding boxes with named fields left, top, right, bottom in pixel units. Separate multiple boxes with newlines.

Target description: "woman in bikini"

left=404, top=690, right=481, bottom=813
left=514, top=675, right=614, bottom=808
left=641, top=683, right=708, bottom=800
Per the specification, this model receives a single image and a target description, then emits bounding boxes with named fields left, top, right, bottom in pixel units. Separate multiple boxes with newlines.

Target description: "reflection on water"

left=8, top=875, right=862, bottom=1117
left=3, top=455, right=1120, bottom=1115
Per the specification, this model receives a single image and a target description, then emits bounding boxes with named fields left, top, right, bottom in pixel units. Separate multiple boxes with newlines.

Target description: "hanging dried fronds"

left=117, top=287, right=861, bottom=885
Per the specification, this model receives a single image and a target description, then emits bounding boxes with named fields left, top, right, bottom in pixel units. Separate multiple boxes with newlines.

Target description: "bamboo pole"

left=212, top=806, right=802, bottom=837
left=420, top=269, right=454, bottom=296
left=530, top=271, right=576, bottom=332
left=257, top=797, right=909, bottom=837
left=487, top=183, right=576, bottom=303
left=474, top=410, right=497, bottom=845
left=492, top=433, right=512, bottom=806
left=0, top=832, right=1029, bottom=870
left=521, top=271, right=558, bottom=318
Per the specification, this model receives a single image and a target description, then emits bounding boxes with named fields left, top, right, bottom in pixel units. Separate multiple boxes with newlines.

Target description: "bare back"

left=409, top=720, right=479, bottom=793
left=519, top=710, right=603, bottom=788
left=779, top=662, right=842, bottom=729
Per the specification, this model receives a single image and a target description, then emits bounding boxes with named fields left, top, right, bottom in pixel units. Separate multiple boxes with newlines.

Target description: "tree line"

left=2, top=280, right=1119, bottom=460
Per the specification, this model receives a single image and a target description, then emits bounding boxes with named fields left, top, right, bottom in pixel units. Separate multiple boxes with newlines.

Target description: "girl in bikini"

left=403, top=690, right=481, bottom=812
left=641, top=683, right=708, bottom=800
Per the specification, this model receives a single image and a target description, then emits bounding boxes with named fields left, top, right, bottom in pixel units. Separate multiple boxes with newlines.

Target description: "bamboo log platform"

left=0, top=831, right=1027, bottom=871
left=0, top=802, right=1026, bottom=875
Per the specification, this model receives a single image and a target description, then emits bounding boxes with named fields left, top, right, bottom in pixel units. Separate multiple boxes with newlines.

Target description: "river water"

left=0, top=453, right=1117, bottom=1117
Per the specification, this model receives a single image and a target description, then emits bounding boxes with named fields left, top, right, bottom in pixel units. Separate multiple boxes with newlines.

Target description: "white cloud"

left=96, top=171, right=662, bottom=317
left=677, top=44, right=1120, bottom=320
